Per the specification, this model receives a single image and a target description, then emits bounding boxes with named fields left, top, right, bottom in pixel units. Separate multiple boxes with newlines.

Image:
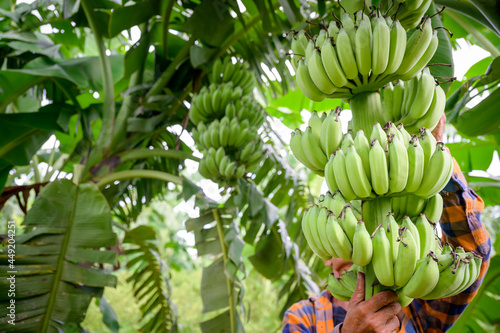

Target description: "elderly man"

left=283, top=116, right=491, bottom=332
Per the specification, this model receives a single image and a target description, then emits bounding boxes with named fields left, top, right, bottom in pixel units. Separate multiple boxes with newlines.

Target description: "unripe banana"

left=240, top=141, right=256, bottom=162
left=321, top=38, right=348, bottom=88
left=330, top=190, right=347, bottom=216
left=224, top=161, right=237, bottom=178
left=392, top=81, right=404, bottom=121
left=405, top=194, right=427, bottom=219
left=327, top=273, right=353, bottom=301
left=290, top=130, right=323, bottom=174
left=406, top=135, right=425, bottom=192
left=415, top=214, right=436, bottom=259
left=302, top=207, right=331, bottom=260
left=296, top=60, right=326, bottom=102
left=401, top=216, right=421, bottom=259
left=336, top=29, right=359, bottom=80
left=383, top=84, right=395, bottom=121
left=345, top=145, right=372, bottom=198
left=421, top=257, right=467, bottom=300
left=351, top=221, right=373, bottom=266
left=423, top=193, right=443, bottom=223
left=235, top=165, right=246, bottom=178
left=371, top=224, right=395, bottom=286
left=399, top=30, right=439, bottom=81
left=325, top=154, right=339, bottom=193
left=198, top=159, right=212, bottom=179
left=326, top=213, right=353, bottom=261
left=317, top=207, right=340, bottom=257
left=370, top=123, right=388, bottom=152
left=388, top=135, right=409, bottom=193
left=332, top=149, right=357, bottom=201
left=415, top=143, right=453, bottom=198
left=385, top=213, right=400, bottom=262
left=309, top=48, right=337, bottom=94
left=394, top=227, right=418, bottom=287
left=341, top=132, right=355, bottom=155
left=354, top=19, right=372, bottom=80
left=397, top=123, right=412, bottom=147
left=402, top=69, right=436, bottom=125
left=308, top=111, right=323, bottom=140
left=206, top=150, right=220, bottom=176
left=320, top=108, right=343, bottom=156
left=339, top=205, right=358, bottom=243
left=354, top=130, right=371, bottom=182
left=218, top=155, right=230, bottom=176
left=369, top=138, right=389, bottom=195
left=302, top=126, right=328, bottom=170
left=402, top=253, right=440, bottom=298
left=411, top=84, right=446, bottom=132
left=397, top=18, right=433, bottom=75
left=385, top=20, right=406, bottom=75
left=419, top=128, right=436, bottom=170
left=371, top=17, right=390, bottom=76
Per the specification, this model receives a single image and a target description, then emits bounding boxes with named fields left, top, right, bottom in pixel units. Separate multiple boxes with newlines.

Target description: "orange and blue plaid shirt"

left=283, top=159, right=491, bottom=333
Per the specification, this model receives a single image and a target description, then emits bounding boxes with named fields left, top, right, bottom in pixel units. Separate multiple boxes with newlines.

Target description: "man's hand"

left=341, top=272, right=401, bottom=333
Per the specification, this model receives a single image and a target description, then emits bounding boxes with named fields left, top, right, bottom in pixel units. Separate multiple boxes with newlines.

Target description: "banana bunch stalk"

left=290, top=108, right=343, bottom=176
left=382, top=69, right=446, bottom=133
left=290, top=13, right=438, bottom=102
left=324, top=122, right=453, bottom=200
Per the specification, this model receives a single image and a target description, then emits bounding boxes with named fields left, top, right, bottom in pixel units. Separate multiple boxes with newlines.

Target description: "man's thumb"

left=350, top=271, right=365, bottom=304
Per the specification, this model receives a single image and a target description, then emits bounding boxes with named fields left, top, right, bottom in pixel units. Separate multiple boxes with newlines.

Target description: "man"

left=282, top=116, right=491, bottom=332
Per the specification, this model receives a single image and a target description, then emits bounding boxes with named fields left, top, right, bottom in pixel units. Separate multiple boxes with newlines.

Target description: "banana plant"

left=0, top=180, right=117, bottom=332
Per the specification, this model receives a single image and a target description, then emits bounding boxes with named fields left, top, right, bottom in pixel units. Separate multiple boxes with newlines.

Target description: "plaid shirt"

left=283, top=159, right=491, bottom=333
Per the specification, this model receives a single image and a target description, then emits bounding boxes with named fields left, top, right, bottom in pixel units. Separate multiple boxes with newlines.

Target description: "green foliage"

left=0, top=180, right=117, bottom=333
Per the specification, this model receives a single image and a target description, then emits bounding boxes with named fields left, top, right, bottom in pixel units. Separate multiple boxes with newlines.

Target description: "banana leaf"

left=0, top=179, right=117, bottom=332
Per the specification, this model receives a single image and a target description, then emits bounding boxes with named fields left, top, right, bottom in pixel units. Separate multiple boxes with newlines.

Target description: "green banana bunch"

left=225, top=96, right=267, bottom=127
left=385, top=0, right=433, bottom=30
left=401, top=253, right=440, bottom=298
left=198, top=147, right=247, bottom=185
left=327, top=272, right=353, bottom=301
left=381, top=69, right=446, bottom=133
left=290, top=109, right=346, bottom=175
left=423, top=193, right=443, bottom=223
left=290, top=14, right=438, bottom=102
left=190, top=82, right=243, bottom=125
left=210, top=57, right=256, bottom=95
left=302, top=205, right=332, bottom=260
left=195, top=117, right=261, bottom=151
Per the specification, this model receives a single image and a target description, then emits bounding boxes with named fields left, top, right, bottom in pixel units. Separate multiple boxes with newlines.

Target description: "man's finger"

left=365, top=290, right=399, bottom=311
left=349, top=271, right=365, bottom=305
left=376, top=301, right=402, bottom=318
left=384, top=315, right=400, bottom=332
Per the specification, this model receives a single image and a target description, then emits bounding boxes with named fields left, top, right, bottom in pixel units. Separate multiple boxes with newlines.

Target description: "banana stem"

left=363, top=263, right=377, bottom=300
left=361, top=197, right=392, bottom=234
left=213, top=208, right=237, bottom=333
left=349, top=92, right=385, bottom=134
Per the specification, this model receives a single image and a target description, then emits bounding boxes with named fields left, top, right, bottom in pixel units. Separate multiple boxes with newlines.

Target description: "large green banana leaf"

left=0, top=180, right=117, bottom=332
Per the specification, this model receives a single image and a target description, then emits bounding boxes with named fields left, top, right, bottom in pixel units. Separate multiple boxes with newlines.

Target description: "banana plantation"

left=1, top=0, right=500, bottom=332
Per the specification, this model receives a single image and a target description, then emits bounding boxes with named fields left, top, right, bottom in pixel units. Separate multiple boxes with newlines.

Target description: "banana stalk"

left=349, top=92, right=385, bottom=135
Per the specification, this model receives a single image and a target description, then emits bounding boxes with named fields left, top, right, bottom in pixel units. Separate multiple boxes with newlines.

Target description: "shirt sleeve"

left=282, top=300, right=315, bottom=333
left=406, top=158, right=491, bottom=332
